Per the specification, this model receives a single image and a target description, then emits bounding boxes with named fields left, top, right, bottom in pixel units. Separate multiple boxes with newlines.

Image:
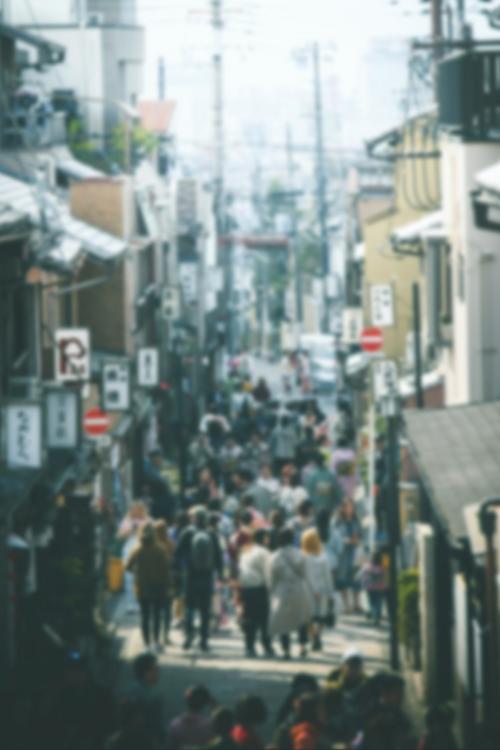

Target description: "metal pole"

left=158, top=56, right=166, bottom=100
left=386, top=406, right=400, bottom=671
left=312, top=42, right=330, bottom=333
left=432, top=0, right=444, bottom=94
left=196, top=229, right=206, bottom=418
left=286, top=126, right=303, bottom=343
left=412, top=282, right=424, bottom=408
left=176, top=342, right=187, bottom=500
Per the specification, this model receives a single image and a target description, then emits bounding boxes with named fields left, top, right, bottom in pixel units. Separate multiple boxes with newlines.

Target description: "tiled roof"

left=405, top=402, right=500, bottom=539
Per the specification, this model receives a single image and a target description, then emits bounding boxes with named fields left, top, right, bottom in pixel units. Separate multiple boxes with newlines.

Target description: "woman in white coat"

left=269, top=527, right=314, bottom=659
left=301, top=528, right=335, bottom=652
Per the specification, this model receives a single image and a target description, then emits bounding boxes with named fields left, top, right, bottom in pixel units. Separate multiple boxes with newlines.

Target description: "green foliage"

left=110, top=123, right=158, bottom=170
left=67, top=117, right=108, bottom=171
left=398, top=568, right=421, bottom=668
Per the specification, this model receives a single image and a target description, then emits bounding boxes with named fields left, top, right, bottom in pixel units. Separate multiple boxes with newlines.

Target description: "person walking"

left=154, top=519, right=175, bottom=645
left=305, top=452, right=343, bottom=519
left=175, top=506, right=223, bottom=652
left=269, top=527, right=314, bottom=659
left=270, top=414, right=299, bottom=476
left=301, top=529, right=335, bottom=651
left=125, top=522, right=172, bottom=651
left=359, top=550, right=387, bottom=626
left=238, top=528, right=274, bottom=658
left=118, top=501, right=151, bottom=614
left=334, top=499, right=363, bottom=614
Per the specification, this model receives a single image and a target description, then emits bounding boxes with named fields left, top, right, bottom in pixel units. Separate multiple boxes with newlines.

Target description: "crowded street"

left=3, top=1, right=500, bottom=749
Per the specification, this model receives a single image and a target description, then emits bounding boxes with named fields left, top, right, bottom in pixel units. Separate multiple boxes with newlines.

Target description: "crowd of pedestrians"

left=14, top=359, right=461, bottom=749
left=122, top=361, right=371, bottom=659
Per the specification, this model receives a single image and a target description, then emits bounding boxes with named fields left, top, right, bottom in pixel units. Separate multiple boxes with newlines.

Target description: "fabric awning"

left=0, top=172, right=126, bottom=270
left=405, top=401, right=500, bottom=541
left=391, top=211, right=445, bottom=252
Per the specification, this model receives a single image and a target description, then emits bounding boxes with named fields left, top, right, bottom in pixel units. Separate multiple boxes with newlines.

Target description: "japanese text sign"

left=46, top=389, right=79, bottom=449
left=6, top=402, right=43, bottom=469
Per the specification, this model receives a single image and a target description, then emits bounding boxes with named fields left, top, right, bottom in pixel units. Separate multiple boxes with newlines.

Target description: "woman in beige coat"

left=268, top=527, right=314, bottom=659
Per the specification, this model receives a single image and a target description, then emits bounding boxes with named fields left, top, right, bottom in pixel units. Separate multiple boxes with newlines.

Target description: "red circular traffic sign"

left=83, top=407, right=111, bottom=436
left=360, top=326, right=384, bottom=353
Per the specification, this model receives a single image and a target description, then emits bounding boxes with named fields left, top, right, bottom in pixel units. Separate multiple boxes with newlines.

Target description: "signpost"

left=6, top=402, right=43, bottom=469
left=55, top=328, right=90, bottom=382
left=102, top=361, right=131, bottom=412
left=46, top=388, right=80, bottom=449
left=83, top=407, right=111, bottom=438
left=360, top=326, right=384, bottom=353
left=138, top=348, right=160, bottom=387
left=373, top=359, right=398, bottom=402
left=342, top=307, right=363, bottom=345
left=370, top=284, right=394, bottom=327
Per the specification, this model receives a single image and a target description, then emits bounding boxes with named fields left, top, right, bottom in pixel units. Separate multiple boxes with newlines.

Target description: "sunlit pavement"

left=113, top=603, right=389, bottom=743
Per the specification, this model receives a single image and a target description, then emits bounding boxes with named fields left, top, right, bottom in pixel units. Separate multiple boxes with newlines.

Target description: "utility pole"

left=158, top=56, right=166, bottom=100
left=412, top=282, right=424, bottom=408
left=432, top=0, right=444, bottom=92
left=211, top=0, right=233, bottom=354
left=312, top=42, right=330, bottom=333
left=286, top=126, right=303, bottom=347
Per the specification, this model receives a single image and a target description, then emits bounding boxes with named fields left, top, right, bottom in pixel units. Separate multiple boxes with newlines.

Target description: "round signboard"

left=83, top=407, right=111, bottom=437
left=360, top=326, right=384, bottom=353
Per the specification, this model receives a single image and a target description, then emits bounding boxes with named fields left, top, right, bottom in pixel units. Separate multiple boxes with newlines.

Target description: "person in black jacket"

left=175, top=506, right=223, bottom=652
left=144, top=450, right=176, bottom=523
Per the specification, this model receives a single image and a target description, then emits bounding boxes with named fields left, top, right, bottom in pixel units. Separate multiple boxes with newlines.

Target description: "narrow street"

left=114, top=601, right=389, bottom=744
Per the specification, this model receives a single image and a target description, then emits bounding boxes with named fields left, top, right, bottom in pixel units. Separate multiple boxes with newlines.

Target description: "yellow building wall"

left=362, top=113, right=440, bottom=366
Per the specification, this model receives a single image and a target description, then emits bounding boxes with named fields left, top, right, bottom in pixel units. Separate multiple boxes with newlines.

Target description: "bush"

left=398, top=568, right=421, bottom=669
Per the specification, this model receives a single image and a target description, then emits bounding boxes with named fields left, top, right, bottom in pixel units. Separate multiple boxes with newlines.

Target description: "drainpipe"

left=478, top=498, right=500, bottom=743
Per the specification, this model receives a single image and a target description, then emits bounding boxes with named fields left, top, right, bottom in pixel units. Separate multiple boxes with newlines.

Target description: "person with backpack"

left=175, top=506, right=223, bottom=652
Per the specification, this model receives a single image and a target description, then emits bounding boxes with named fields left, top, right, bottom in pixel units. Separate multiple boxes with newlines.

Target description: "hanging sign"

left=342, top=307, right=363, bottom=344
left=102, top=361, right=131, bottom=412
left=6, top=402, right=43, bottom=469
left=46, top=388, right=80, bottom=449
left=373, top=359, right=399, bottom=401
left=370, top=284, right=394, bottom=327
left=138, top=348, right=160, bottom=387
left=55, top=328, right=90, bottom=382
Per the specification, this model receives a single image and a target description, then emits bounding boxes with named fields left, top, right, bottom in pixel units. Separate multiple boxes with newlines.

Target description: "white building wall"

left=7, top=0, right=77, bottom=25
left=440, top=137, right=500, bottom=405
left=19, top=25, right=144, bottom=138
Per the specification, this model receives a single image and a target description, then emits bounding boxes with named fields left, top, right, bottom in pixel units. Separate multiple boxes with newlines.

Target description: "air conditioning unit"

left=87, top=12, right=105, bottom=26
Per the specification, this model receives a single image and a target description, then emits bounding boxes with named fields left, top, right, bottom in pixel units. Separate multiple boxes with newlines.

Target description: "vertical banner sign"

left=6, top=402, right=43, bottom=469
left=55, top=328, right=90, bottom=382
left=138, top=348, right=160, bottom=387
left=370, top=284, right=394, bottom=327
left=373, top=359, right=399, bottom=401
left=342, top=307, right=363, bottom=344
left=46, top=389, right=79, bottom=449
left=102, top=362, right=131, bottom=411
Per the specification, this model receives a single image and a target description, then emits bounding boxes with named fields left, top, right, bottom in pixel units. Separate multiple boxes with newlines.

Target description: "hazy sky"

left=136, top=0, right=495, bottom=192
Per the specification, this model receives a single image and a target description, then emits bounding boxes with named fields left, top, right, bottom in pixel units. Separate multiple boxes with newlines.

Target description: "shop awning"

left=475, top=160, right=500, bottom=197
left=405, top=401, right=500, bottom=540
left=0, top=172, right=126, bottom=271
left=391, top=211, right=445, bottom=253
left=0, top=23, right=65, bottom=65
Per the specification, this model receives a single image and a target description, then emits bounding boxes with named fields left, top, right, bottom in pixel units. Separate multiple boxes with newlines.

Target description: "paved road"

left=114, top=603, right=389, bottom=744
